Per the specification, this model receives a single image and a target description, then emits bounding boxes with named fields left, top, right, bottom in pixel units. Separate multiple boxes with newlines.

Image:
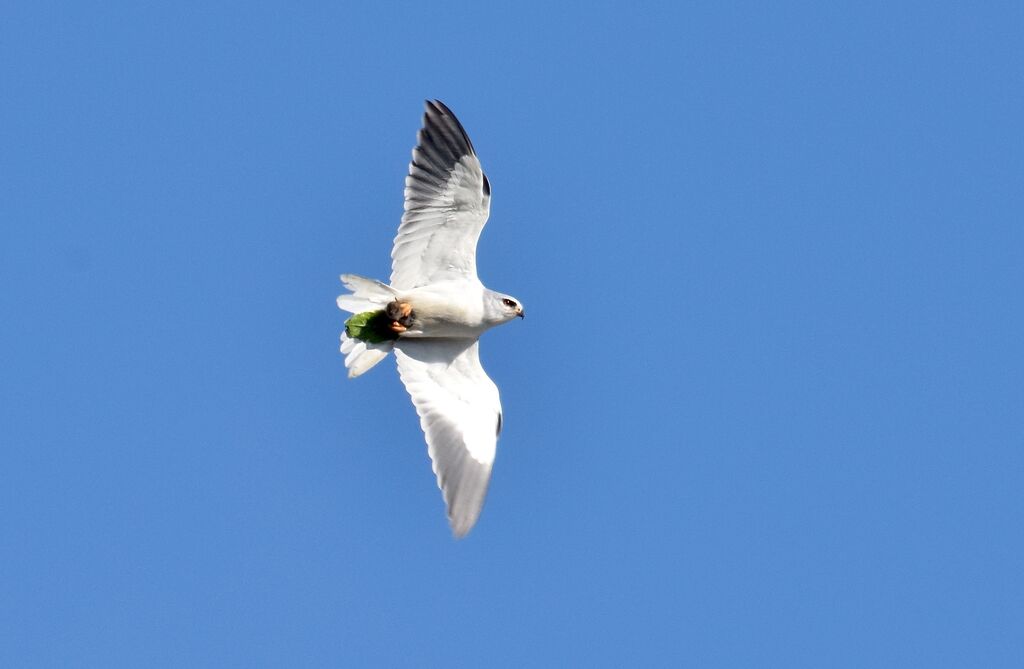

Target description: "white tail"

left=337, top=274, right=397, bottom=377
left=336, top=274, right=397, bottom=314
left=339, top=331, right=392, bottom=378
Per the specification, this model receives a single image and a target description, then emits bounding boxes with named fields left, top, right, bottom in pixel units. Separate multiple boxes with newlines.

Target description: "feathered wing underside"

left=390, top=100, right=491, bottom=290
left=393, top=338, right=501, bottom=538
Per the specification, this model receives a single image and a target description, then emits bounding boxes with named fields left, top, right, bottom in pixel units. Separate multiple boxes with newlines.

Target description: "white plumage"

left=337, top=101, right=523, bottom=538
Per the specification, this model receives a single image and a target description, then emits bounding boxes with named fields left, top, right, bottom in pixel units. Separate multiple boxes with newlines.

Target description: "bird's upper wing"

left=390, top=100, right=491, bottom=290
left=393, top=338, right=501, bottom=537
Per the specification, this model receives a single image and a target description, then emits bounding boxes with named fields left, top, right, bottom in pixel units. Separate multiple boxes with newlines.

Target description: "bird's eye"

left=502, top=298, right=516, bottom=308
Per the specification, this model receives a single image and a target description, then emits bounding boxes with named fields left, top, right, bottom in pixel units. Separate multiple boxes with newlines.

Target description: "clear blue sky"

left=2, top=2, right=1022, bottom=666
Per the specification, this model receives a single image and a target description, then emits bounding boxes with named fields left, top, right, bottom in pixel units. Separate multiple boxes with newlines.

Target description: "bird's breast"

left=397, top=282, right=488, bottom=338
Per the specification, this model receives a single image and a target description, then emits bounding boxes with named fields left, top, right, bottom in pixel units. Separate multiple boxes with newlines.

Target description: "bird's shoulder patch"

left=345, top=310, right=401, bottom=344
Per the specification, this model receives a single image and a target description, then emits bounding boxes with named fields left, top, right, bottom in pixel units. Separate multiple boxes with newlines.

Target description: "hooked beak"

left=517, top=307, right=525, bottom=319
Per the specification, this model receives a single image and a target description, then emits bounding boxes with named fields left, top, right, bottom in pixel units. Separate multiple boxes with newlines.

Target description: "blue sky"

left=2, top=1, right=1022, bottom=666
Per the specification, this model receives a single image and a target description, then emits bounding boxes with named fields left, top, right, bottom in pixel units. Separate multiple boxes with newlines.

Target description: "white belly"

left=397, top=281, right=488, bottom=339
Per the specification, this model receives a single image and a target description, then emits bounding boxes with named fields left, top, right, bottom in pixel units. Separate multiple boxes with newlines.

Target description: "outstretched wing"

left=391, top=100, right=491, bottom=290
left=393, top=338, right=502, bottom=537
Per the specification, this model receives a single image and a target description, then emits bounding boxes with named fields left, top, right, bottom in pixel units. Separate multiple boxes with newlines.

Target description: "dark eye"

left=502, top=298, right=516, bottom=308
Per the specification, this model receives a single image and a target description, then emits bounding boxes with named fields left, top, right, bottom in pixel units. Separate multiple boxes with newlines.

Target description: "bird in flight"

left=337, top=100, right=524, bottom=538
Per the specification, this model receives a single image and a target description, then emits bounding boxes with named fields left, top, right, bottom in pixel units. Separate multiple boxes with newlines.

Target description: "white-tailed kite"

left=337, top=101, right=523, bottom=538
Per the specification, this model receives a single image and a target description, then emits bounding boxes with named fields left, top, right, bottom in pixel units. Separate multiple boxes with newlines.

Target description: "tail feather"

left=337, top=274, right=396, bottom=377
left=340, top=332, right=392, bottom=377
left=338, top=274, right=396, bottom=311
left=337, top=294, right=380, bottom=314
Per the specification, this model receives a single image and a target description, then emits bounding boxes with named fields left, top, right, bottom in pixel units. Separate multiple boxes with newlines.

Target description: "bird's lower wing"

left=393, top=338, right=502, bottom=538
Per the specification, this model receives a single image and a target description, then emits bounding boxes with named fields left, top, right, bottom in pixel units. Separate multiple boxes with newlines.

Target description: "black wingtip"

left=421, top=99, right=477, bottom=156
left=427, top=99, right=453, bottom=115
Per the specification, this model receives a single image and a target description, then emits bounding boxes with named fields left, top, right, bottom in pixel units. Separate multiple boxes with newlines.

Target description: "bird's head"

left=485, top=291, right=525, bottom=324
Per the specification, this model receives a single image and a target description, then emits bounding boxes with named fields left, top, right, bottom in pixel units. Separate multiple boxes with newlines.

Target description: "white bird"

left=337, top=100, right=524, bottom=538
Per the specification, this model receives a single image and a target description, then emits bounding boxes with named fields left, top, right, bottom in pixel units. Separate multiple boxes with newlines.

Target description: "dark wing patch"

left=406, top=100, right=483, bottom=202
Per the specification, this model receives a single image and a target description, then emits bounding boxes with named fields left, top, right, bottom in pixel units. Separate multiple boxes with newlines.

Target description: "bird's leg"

left=385, top=300, right=415, bottom=333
